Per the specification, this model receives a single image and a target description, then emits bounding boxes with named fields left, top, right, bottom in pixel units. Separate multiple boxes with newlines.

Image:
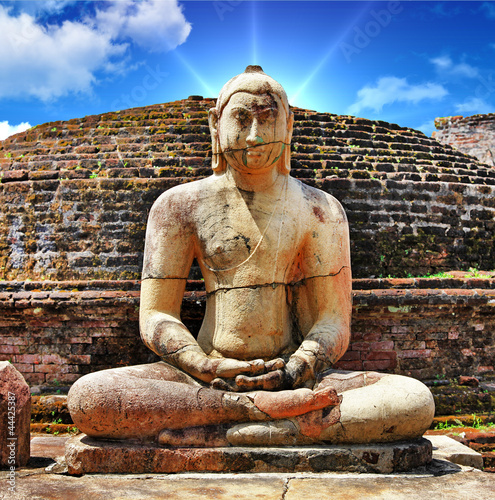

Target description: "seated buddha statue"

left=68, top=66, right=434, bottom=447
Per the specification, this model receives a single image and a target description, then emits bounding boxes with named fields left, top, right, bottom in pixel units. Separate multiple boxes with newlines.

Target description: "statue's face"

left=218, top=92, right=289, bottom=173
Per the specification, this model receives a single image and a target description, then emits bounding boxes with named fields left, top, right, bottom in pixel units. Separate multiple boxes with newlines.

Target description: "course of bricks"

left=1, top=97, right=495, bottom=281
left=0, top=278, right=493, bottom=384
left=433, top=113, right=495, bottom=167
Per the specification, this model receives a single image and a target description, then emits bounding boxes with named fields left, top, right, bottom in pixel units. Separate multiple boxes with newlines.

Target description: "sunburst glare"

left=289, top=3, right=372, bottom=107
left=173, top=50, right=216, bottom=98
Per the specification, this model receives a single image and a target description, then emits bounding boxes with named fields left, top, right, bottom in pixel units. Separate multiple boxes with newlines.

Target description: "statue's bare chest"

left=194, top=189, right=301, bottom=273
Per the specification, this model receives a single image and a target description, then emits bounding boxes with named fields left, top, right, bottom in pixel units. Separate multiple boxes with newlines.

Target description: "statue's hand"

left=210, top=358, right=285, bottom=392
left=228, top=355, right=315, bottom=392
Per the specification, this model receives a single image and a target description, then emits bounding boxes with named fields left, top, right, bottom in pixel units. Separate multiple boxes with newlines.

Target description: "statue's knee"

left=68, top=373, right=108, bottom=421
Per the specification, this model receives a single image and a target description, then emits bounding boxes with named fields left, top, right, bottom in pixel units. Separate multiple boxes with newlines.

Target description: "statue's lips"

left=246, top=148, right=266, bottom=156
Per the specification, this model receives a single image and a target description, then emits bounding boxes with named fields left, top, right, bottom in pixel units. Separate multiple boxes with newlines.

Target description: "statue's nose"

left=246, top=119, right=264, bottom=146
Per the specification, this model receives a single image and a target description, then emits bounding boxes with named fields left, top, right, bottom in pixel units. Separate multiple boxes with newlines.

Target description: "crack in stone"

left=280, top=477, right=291, bottom=500
left=212, top=141, right=291, bottom=156
left=141, top=276, right=188, bottom=281
left=161, top=344, right=201, bottom=358
left=206, top=266, right=350, bottom=297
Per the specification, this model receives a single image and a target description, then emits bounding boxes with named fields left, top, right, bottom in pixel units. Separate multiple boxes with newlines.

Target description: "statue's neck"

left=226, top=165, right=283, bottom=193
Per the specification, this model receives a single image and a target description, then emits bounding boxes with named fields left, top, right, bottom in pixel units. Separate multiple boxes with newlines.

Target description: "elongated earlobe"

left=280, top=111, right=294, bottom=174
left=208, top=108, right=226, bottom=173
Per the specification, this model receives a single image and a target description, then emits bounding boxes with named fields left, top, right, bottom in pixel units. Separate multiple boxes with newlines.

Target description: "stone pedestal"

left=0, top=361, right=31, bottom=468
left=65, top=434, right=432, bottom=475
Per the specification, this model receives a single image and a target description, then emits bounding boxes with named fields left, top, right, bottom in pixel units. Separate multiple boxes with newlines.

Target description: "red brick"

left=399, top=349, right=432, bottom=359
left=68, top=337, right=93, bottom=344
left=14, top=354, right=41, bottom=364
left=34, top=364, right=69, bottom=374
left=350, top=342, right=370, bottom=351
left=334, top=360, right=362, bottom=371
left=0, top=336, right=28, bottom=345
left=362, top=332, right=382, bottom=342
left=365, top=351, right=397, bottom=361
left=23, top=373, right=46, bottom=384
left=370, top=341, right=394, bottom=351
left=339, top=350, right=361, bottom=361
left=49, top=292, right=71, bottom=300
left=45, top=373, right=80, bottom=384
left=363, top=359, right=397, bottom=371
left=41, top=354, right=65, bottom=365
left=0, top=345, right=21, bottom=354
left=11, top=363, right=34, bottom=373
left=67, top=355, right=91, bottom=364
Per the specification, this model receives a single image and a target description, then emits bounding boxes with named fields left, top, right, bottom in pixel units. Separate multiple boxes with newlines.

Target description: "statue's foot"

left=158, top=424, right=230, bottom=447
left=226, top=419, right=313, bottom=446
left=226, top=404, right=342, bottom=446
left=249, top=386, right=340, bottom=419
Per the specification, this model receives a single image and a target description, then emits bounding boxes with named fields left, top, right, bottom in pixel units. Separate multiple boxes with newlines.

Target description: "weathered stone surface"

left=6, top=468, right=494, bottom=500
left=426, top=435, right=483, bottom=469
left=285, top=470, right=494, bottom=500
left=65, top=434, right=432, bottom=474
left=0, top=361, right=30, bottom=468
left=67, top=67, right=434, bottom=448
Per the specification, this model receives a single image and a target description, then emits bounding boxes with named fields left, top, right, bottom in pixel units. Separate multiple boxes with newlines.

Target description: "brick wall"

left=1, top=99, right=495, bottom=281
left=433, top=114, right=495, bottom=167
left=0, top=279, right=493, bottom=385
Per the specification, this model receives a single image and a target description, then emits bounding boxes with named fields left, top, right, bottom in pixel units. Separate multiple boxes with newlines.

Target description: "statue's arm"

left=139, top=189, right=269, bottom=384
left=139, top=190, right=212, bottom=380
left=287, top=193, right=352, bottom=386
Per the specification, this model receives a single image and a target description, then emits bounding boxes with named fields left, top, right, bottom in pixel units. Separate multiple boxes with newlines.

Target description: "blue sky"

left=0, top=1, right=494, bottom=140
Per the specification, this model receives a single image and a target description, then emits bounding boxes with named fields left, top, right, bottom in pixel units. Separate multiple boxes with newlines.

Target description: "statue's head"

left=209, top=66, right=294, bottom=174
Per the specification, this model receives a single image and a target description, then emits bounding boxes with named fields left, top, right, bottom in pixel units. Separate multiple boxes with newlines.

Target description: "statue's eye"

left=234, top=109, right=250, bottom=124
left=258, top=108, right=277, bottom=124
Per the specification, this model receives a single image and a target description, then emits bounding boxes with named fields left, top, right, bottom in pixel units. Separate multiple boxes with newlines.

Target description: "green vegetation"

left=434, top=414, right=495, bottom=431
left=422, top=271, right=455, bottom=279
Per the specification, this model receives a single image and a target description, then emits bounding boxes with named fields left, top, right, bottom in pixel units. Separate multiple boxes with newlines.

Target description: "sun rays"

left=289, top=3, right=372, bottom=106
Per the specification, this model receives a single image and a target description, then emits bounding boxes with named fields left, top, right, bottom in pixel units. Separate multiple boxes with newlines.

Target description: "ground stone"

left=65, top=434, right=432, bottom=475
left=426, top=435, right=483, bottom=469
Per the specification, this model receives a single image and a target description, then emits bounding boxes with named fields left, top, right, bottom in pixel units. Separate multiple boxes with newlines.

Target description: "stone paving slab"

left=1, top=435, right=493, bottom=500
left=3, top=467, right=494, bottom=500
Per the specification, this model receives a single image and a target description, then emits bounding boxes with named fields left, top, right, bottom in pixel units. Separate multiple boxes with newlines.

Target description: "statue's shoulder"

left=151, top=177, right=214, bottom=214
left=291, top=178, right=347, bottom=224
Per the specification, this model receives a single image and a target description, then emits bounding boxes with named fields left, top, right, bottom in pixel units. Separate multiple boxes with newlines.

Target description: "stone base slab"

left=426, top=435, right=483, bottom=469
left=65, top=434, right=432, bottom=475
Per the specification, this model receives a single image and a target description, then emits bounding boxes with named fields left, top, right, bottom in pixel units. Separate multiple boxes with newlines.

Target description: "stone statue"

left=68, top=66, right=434, bottom=446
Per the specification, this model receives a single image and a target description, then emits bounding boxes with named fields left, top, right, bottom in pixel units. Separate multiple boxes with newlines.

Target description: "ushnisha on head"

left=209, top=66, right=294, bottom=174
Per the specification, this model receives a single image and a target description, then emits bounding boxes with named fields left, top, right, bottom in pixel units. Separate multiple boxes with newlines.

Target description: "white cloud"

left=0, top=6, right=126, bottom=101
left=0, top=1, right=191, bottom=101
left=481, top=2, right=495, bottom=19
left=455, top=97, right=495, bottom=115
left=0, top=121, right=31, bottom=140
left=348, top=77, right=448, bottom=115
left=430, top=56, right=479, bottom=78
left=93, top=0, right=191, bottom=52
